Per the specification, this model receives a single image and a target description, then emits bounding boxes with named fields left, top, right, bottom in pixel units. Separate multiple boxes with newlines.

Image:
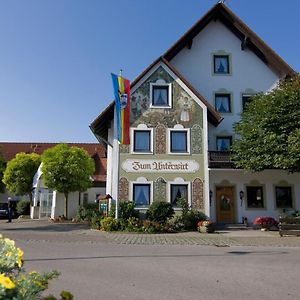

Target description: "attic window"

left=214, top=55, right=230, bottom=74
left=150, top=81, right=172, bottom=108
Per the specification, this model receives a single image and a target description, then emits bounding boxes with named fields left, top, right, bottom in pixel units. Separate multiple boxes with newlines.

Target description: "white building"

left=90, top=3, right=299, bottom=224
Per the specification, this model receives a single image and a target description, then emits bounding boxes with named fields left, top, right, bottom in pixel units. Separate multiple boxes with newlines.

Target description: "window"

left=133, top=130, right=151, bottom=153
left=216, top=136, right=232, bottom=151
left=246, top=186, right=264, bottom=208
left=133, top=184, right=150, bottom=207
left=215, top=94, right=231, bottom=113
left=150, top=83, right=171, bottom=107
left=214, top=55, right=229, bottom=74
left=275, top=186, right=293, bottom=209
left=171, top=184, right=188, bottom=206
left=170, top=130, right=189, bottom=153
left=242, top=94, right=253, bottom=112
left=83, top=193, right=88, bottom=205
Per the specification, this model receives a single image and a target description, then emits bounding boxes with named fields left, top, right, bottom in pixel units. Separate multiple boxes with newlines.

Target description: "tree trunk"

left=29, top=191, right=33, bottom=206
left=64, top=193, right=69, bottom=220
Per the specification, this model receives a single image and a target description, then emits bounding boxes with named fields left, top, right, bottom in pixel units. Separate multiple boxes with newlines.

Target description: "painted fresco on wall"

left=130, top=66, right=203, bottom=128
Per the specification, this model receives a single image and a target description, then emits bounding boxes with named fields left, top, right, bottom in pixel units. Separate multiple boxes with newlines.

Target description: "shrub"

left=119, top=201, right=139, bottom=220
left=108, top=203, right=116, bottom=218
left=100, top=217, right=119, bottom=231
left=183, top=209, right=207, bottom=231
left=90, top=216, right=103, bottom=230
left=0, top=234, right=74, bottom=300
left=76, top=203, right=100, bottom=222
left=16, top=199, right=31, bottom=215
left=142, top=220, right=163, bottom=233
left=125, top=217, right=141, bottom=232
left=146, top=201, right=174, bottom=224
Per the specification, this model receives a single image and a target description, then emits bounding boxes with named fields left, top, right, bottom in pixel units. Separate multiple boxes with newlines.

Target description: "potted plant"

left=197, top=220, right=215, bottom=233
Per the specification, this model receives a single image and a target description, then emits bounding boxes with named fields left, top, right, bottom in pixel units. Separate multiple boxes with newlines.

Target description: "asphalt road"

left=1, top=219, right=300, bottom=300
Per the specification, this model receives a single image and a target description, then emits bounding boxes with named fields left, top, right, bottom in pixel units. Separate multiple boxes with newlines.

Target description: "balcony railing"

left=208, top=151, right=235, bottom=168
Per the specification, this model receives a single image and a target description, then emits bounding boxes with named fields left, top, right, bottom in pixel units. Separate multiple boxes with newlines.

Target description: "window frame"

left=242, top=94, right=254, bottom=112
left=246, top=186, right=265, bottom=209
left=213, top=55, right=230, bottom=75
left=215, top=93, right=232, bottom=113
left=216, top=136, right=232, bottom=152
left=150, top=82, right=172, bottom=108
left=132, top=183, right=152, bottom=209
left=131, top=127, right=153, bottom=154
left=168, top=128, right=190, bottom=155
left=275, top=186, right=293, bottom=209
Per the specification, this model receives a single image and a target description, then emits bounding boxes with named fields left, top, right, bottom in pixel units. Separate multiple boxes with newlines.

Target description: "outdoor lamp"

left=239, top=190, right=244, bottom=206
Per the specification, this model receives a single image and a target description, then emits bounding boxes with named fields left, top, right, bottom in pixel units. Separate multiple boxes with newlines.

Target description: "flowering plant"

left=0, top=234, right=73, bottom=300
left=198, top=220, right=213, bottom=227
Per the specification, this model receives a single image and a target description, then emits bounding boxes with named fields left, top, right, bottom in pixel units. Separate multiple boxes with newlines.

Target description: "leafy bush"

left=108, top=203, right=116, bottom=218
left=90, top=216, right=103, bottom=230
left=0, top=234, right=73, bottom=300
left=16, top=199, right=31, bottom=215
left=142, top=220, right=163, bottom=233
left=76, top=203, right=100, bottom=222
left=146, top=201, right=174, bottom=224
left=182, top=210, right=207, bottom=230
left=100, top=217, right=119, bottom=231
left=119, top=201, right=139, bottom=220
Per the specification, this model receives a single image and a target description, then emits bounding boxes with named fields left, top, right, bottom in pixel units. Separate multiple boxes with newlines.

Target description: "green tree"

left=41, top=144, right=95, bottom=219
left=2, top=153, right=41, bottom=203
left=232, top=75, right=300, bottom=172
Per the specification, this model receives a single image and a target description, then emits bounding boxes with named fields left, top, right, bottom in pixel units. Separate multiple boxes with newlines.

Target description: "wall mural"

left=192, top=178, right=204, bottom=209
left=191, top=124, right=203, bottom=154
left=154, top=177, right=167, bottom=202
left=155, top=124, right=166, bottom=154
left=118, top=177, right=129, bottom=201
left=131, top=66, right=203, bottom=128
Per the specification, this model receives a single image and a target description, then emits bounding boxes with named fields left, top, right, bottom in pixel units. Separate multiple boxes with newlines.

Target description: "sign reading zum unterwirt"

left=122, top=159, right=199, bottom=173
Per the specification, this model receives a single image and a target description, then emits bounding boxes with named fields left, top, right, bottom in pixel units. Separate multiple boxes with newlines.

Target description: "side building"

left=0, top=142, right=107, bottom=219
left=90, top=3, right=300, bottom=223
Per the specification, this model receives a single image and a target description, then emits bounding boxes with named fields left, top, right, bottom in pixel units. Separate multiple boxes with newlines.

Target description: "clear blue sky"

left=0, top=0, right=299, bottom=143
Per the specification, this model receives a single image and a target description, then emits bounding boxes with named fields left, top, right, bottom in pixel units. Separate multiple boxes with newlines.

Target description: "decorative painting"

left=191, top=124, right=202, bottom=154
left=130, top=66, right=203, bottom=128
left=118, top=177, right=129, bottom=201
left=119, top=144, right=129, bottom=154
left=155, top=124, right=166, bottom=154
left=192, top=178, right=204, bottom=209
left=154, top=177, right=167, bottom=202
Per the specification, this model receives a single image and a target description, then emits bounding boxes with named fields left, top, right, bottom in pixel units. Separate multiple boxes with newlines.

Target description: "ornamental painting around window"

left=214, top=55, right=229, bottom=74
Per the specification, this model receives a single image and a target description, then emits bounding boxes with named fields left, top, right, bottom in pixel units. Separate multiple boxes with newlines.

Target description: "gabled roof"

left=90, top=57, right=222, bottom=137
left=163, top=3, right=294, bottom=77
left=90, top=2, right=295, bottom=137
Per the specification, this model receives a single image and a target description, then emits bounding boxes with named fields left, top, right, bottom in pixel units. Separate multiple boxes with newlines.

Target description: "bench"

left=279, top=217, right=300, bottom=237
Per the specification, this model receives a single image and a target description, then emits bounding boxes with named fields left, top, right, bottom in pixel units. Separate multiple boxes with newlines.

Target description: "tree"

left=232, top=75, right=300, bottom=172
left=41, top=144, right=95, bottom=219
left=2, top=153, right=41, bottom=202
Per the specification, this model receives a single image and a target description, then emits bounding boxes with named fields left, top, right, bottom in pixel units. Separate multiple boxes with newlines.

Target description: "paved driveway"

left=1, top=219, right=300, bottom=300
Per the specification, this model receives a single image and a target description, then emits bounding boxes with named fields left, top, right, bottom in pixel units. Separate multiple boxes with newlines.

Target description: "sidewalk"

left=1, top=219, right=300, bottom=247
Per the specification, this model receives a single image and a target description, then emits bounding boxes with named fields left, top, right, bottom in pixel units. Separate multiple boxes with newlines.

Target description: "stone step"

left=215, top=223, right=253, bottom=231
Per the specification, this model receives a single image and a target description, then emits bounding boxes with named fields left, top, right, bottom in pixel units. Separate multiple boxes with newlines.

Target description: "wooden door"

left=216, top=186, right=235, bottom=223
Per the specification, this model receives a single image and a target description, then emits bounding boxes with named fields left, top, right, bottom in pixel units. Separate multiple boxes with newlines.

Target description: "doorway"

left=216, top=186, right=235, bottom=223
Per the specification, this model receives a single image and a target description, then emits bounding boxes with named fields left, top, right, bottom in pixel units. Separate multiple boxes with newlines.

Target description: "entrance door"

left=216, top=186, right=235, bottom=223
left=39, top=189, right=53, bottom=218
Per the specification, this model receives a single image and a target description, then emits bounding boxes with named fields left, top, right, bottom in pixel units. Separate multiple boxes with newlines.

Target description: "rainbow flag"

left=111, top=73, right=130, bottom=145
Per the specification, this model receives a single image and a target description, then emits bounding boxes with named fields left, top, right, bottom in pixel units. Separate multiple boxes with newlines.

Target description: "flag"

left=111, top=73, right=130, bottom=144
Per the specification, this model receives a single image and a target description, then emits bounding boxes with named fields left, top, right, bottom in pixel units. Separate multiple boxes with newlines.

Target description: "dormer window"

left=150, top=80, right=172, bottom=108
left=214, top=55, right=230, bottom=74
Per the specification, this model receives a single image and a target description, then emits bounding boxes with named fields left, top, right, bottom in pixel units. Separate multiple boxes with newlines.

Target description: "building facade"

left=90, top=3, right=299, bottom=223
